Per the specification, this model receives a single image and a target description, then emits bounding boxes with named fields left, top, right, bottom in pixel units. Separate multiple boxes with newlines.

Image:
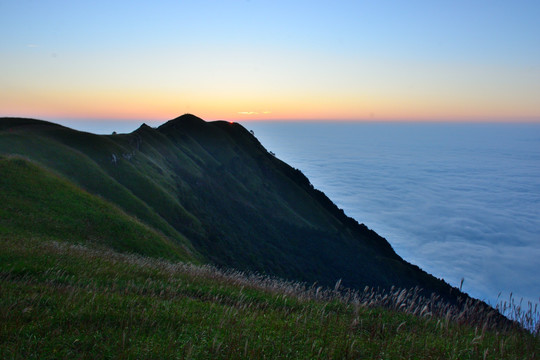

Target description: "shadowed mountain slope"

left=1, top=114, right=463, bottom=302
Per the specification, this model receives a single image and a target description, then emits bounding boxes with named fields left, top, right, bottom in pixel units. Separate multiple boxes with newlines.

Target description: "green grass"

left=0, top=156, right=195, bottom=262
left=1, top=235, right=538, bottom=359
left=0, top=129, right=200, bottom=254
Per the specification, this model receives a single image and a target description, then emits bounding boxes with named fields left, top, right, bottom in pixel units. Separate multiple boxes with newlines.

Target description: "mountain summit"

left=1, top=114, right=461, bottom=301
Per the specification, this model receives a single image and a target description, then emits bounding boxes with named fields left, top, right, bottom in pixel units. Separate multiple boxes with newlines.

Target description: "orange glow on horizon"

left=5, top=101, right=540, bottom=124
left=2, top=87, right=539, bottom=123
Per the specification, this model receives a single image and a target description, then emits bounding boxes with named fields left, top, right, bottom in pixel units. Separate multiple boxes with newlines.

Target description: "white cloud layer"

left=245, top=122, right=540, bottom=306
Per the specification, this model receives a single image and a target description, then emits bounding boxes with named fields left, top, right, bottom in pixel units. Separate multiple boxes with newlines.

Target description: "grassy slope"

left=0, top=156, right=193, bottom=261
left=0, top=116, right=484, bottom=303
left=1, top=235, right=537, bottom=359
left=0, top=119, right=200, bottom=259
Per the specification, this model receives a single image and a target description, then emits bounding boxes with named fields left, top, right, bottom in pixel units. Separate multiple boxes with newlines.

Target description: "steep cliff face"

left=0, top=114, right=459, bottom=300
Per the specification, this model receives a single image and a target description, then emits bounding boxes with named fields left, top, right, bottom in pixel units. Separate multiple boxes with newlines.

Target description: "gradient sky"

left=1, top=0, right=539, bottom=122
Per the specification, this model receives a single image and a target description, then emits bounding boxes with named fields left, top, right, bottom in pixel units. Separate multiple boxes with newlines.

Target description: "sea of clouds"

left=243, top=121, right=540, bottom=307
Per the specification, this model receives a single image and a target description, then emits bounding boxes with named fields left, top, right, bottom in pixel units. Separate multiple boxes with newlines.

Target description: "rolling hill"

left=0, top=115, right=472, bottom=302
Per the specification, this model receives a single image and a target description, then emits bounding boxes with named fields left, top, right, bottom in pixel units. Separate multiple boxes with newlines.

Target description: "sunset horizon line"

left=4, top=113, right=540, bottom=125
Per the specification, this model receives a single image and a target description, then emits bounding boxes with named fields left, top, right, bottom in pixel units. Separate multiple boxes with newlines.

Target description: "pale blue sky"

left=1, top=0, right=539, bottom=121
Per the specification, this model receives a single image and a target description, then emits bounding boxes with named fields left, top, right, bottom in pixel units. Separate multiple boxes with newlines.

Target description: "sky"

left=1, top=0, right=540, bottom=123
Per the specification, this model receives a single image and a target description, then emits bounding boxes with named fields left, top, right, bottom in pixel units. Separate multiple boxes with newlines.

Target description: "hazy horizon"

left=14, top=116, right=540, bottom=136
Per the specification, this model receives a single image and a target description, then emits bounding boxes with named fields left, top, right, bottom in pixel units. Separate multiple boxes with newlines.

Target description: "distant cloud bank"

left=245, top=122, right=540, bottom=306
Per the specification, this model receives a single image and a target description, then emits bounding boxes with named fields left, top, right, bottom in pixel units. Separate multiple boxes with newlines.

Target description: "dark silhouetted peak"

left=174, top=113, right=204, bottom=123
left=158, top=114, right=206, bottom=132
left=133, top=123, right=154, bottom=134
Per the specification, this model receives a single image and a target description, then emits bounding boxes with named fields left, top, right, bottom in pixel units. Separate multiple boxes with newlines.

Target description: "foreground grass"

left=1, top=236, right=538, bottom=359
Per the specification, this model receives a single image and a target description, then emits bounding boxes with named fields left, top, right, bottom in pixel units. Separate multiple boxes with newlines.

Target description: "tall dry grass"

left=39, top=240, right=537, bottom=334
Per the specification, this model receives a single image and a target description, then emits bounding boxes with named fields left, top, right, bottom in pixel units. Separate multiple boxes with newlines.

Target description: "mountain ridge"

left=0, top=114, right=469, bottom=304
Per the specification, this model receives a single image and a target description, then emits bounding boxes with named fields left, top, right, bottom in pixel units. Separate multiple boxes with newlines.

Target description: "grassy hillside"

left=1, top=235, right=537, bottom=359
left=0, top=156, right=195, bottom=261
left=0, top=115, right=503, bottom=305
left=0, top=119, right=200, bottom=254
